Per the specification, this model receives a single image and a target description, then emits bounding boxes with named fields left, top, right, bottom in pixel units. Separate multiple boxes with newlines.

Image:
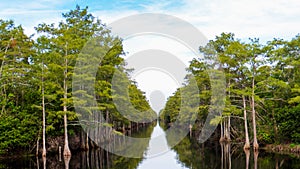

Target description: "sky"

left=1, top=0, right=300, bottom=41
left=1, top=0, right=300, bottom=112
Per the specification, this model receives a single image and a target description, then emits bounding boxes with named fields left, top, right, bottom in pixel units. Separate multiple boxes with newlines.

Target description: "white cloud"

left=121, top=35, right=197, bottom=105
left=2, top=0, right=299, bottom=42
left=172, top=0, right=300, bottom=41
left=0, top=0, right=67, bottom=36
left=123, top=0, right=300, bottom=42
left=91, top=10, right=139, bottom=27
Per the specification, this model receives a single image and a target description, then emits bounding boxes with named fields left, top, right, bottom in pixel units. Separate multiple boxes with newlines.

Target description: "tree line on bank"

left=160, top=32, right=300, bottom=150
left=0, top=6, right=156, bottom=156
left=1, top=5, right=299, bottom=157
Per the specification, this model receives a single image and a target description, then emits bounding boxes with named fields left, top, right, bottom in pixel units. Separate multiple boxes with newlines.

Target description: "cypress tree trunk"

left=220, top=120, right=224, bottom=142
left=42, top=85, right=46, bottom=157
left=224, top=119, right=228, bottom=141
left=64, top=113, right=71, bottom=156
left=0, top=41, right=10, bottom=114
left=36, top=138, right=39, bottom=156
left=243, top=95, right=250, bottom=150
left=228, top=117, right=231, bottom=141
left=63, top=47, right=71, bottom=157
left=224, top=117, right=231, bottom=141
left=42, top=58, right=46, bottom=157
left=80, top=130, right=84, bottom=150
left=252, top=75, right=259, bottom=151
left=0, top=39, right=9, bottom=79
left=86, top=132, right=89, bottom=150
left=226, top=80, right=231, bottom=142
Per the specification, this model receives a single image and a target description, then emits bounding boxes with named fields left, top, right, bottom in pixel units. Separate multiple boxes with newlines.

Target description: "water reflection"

left=219, top=143, right=256, bottom=169
left=254, top=151, right=259, bottom=169
left=137, top=124, right=188, bottom=169
left=169, top=136, right=300, bottom=169
left=244, top=149, right=250, bottom=169
left=43, top=156, right=46, bottom=169
left=64, top=156, right=70, bottom=169
left=1, top=123, right=300, bottom=168
left=220, top=143, right=231, bottom=169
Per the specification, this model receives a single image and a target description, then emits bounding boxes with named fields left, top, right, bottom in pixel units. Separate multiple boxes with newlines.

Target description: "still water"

left=1, top=123, right=300, bottom=169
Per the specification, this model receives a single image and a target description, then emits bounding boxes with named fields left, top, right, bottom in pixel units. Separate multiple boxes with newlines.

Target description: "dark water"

left=1, top=123, right=300, bottom=169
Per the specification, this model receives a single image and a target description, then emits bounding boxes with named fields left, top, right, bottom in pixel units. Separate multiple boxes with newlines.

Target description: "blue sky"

left=1, top=0, right=300, bottom=42
left=0, top=0, right=184, bottom=36
left=1, top=0, right=300, bottom=110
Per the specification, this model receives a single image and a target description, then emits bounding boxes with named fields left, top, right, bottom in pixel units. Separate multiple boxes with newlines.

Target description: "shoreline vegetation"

left=263, top=144, right=300, bottom=155
left=0, top=5, right=299, bottom=159
left=2, top=137, right=300, bottom=160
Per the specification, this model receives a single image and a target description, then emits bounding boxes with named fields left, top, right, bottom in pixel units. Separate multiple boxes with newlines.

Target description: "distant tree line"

left=0, top=6, right=156, bottom=156
left=160, top=32, right=300, bottom=150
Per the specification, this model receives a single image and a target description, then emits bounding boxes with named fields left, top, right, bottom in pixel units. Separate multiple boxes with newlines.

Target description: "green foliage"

left=0, top=110, right=39, bottom=154
left=276, top=105, right=300, bottom=143
left=0, top=6, right=299, bottom=155
left=0, top=6, right=156, bottom=155
left=160, top=89, right=181, bottom=123
left=162, top=32, right=300, bottom=146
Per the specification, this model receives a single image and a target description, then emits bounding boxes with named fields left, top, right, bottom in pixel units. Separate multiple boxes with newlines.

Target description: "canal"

left=1, top=122, right=299, bottom=169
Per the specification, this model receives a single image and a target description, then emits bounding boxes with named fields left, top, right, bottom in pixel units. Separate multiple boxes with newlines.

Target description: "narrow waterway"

left=1, top=122, right=300, bottom=169
left=137, top=123, right=188, bottom=169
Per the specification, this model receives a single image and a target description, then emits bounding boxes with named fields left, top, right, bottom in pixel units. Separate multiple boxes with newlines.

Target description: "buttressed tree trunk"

left=63, top=47, right=71, bottom=157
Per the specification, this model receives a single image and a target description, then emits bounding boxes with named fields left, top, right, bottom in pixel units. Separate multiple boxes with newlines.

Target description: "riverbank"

left=262, top=144, right=300, bottom=157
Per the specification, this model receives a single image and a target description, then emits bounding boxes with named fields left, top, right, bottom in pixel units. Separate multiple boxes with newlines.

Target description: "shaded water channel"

left=1, top=122, right=300, bottom=169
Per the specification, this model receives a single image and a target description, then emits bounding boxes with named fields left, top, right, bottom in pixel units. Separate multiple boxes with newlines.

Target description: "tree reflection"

left=168, top=136, right=221, bottom=169
left=73, top=123, right=155, bottom=169
left=42, top=156, right=46, bottom=169
left=220, top=143, right=231, bottom=169
left=64, top=156, right=71, bottom=169
left=254, top=151, right=259, bottom=169
left=244, top=149, right=250, bottom=169
left=3, top=123, right=300, bottom=169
